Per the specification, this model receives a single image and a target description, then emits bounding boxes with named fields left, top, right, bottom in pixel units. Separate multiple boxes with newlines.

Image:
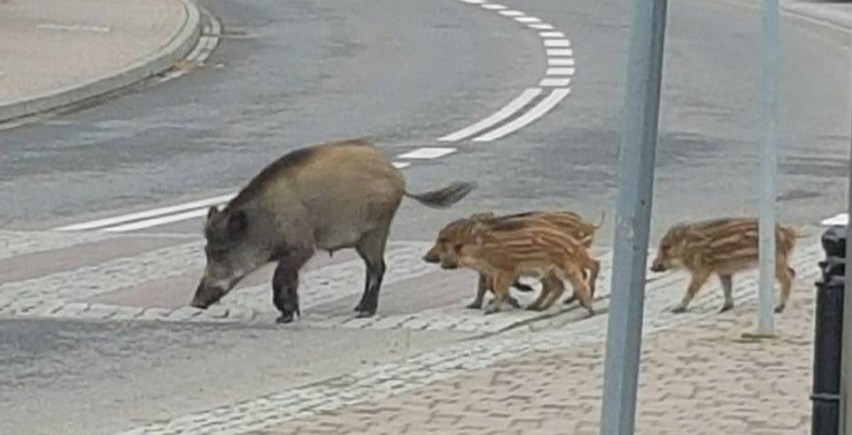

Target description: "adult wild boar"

left=189, top=139, right=476, bottom=323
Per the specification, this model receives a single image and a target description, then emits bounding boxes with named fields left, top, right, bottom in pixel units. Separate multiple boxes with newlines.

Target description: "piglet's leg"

left=718, top=274, right=734, bottom=313
left=467, top=274, right=490, bottom=309
left=672, top=270, right=711, bottom=314
left=484, top=274, right=512, bottom=315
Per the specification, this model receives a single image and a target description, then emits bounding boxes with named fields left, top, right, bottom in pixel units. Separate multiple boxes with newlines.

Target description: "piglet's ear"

left=227, top=210, right=248, bottom=235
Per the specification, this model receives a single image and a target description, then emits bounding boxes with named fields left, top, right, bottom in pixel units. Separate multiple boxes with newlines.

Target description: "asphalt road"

left=0, top=0, right=850, bottom=433
left=0, top=0, right=848, bottom=244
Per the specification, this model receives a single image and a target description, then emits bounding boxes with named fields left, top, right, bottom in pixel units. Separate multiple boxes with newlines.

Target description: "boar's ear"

left=226, top=210, right=248, bottom=235
left=207, top=206, right=220, bottom=221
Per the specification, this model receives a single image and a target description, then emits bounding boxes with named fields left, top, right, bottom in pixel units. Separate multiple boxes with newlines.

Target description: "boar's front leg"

left=353, top=226, right=391, bottom=318
left=272, top=247, right=314, bottom=324
left=272, top=263, right=300, bottom=324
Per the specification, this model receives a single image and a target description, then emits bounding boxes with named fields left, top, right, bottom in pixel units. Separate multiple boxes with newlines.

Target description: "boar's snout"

left=422, top=247, right=441, bottom=264
left=190, top=280, right=227, bottom=309
left=440, top=256, right=459, bottom=270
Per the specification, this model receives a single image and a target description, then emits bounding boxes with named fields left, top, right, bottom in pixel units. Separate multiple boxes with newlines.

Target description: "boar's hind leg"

left=353, top=225, right=391, bottom=318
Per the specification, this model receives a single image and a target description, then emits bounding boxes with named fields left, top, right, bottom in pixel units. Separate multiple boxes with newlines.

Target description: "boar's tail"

left=404, top=181, right=477, bottom=209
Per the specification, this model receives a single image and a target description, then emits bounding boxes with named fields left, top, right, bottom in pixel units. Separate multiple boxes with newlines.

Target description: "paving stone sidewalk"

left=0, top=0, right=200, bottom=121
left=255, top=280, right=819, bottom=435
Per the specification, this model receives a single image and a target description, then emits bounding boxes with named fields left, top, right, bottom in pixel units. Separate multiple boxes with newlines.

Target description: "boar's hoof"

left=563, top=295, right=577, bottom=305
left=355, top=309, right=376, bottom=319
left=526, top=304, right=543, bottom=312
left=774, top=304, right=785, bottom=314
left=671, top=306, right=687, bottom=314
left=276, top=313, right=295, bottom=324
left=719, top=304, right=734, bottom=313
left=465, top=301, right=483, bottom=310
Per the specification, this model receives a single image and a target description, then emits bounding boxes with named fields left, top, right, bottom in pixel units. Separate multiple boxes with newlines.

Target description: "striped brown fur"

left=440, top=219, right=600, bottom=315
left=650, top=217, right=806, bottom=314
left=422, top=210, right=603, bottom=310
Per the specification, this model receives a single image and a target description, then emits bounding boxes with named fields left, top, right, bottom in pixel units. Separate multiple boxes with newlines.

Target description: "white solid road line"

left=57, top=162, right=414, bottom=232
left=54, top=193, right=235, bottom=231
left=472, top=88, right=571, bottom=142
left=397, top=147, right=457, bottom=159
left=102, top=208, right=214, bottom=233
left=437, top=88, right=542, bottom=142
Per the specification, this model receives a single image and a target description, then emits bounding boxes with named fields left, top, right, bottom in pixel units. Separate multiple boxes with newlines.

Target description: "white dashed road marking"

left=546, top=48, right=573, bottom=56
left=437, top=88, right=542, bottom=142
left=473, top=88, right=571, bottom=142
left=548, top=58, right=575, bottom=66
left=438, top=0, right=576, bottom=143
left=539, top=78, right=571, bottom=87
left=52, top=0, right=578, bottom=234
left=396, top=147, right=457, bottom=159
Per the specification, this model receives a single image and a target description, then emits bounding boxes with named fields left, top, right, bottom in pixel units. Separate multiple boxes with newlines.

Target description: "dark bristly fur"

left=191, top=139, right=476, bottom=323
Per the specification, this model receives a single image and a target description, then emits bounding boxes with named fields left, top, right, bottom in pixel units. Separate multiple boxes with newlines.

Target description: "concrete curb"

left=0, top=0, right=203, bottom=123
left=782, top=0, right=852, bottom=33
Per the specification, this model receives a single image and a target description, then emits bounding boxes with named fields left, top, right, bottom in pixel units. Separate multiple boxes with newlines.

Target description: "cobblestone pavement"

left=245, top=275, right=820, bottom=435
left=108, top=236, right=822, bottom=434
left=0, top=230, right=622, bottom=334
left=0, top=228, right=826, bottom=434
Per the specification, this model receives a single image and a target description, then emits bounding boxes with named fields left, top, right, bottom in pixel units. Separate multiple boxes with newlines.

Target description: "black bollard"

left=822, top=225, right=847, bottom=258
left=811, top=225, right=847, bottom=435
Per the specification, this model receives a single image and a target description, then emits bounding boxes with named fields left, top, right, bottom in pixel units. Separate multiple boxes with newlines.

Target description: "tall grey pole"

left=840, top=113, right=852, bottom=435
left=598, top=0, right=667, bottom=433
left=756, top=0, right=779, bottom=337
